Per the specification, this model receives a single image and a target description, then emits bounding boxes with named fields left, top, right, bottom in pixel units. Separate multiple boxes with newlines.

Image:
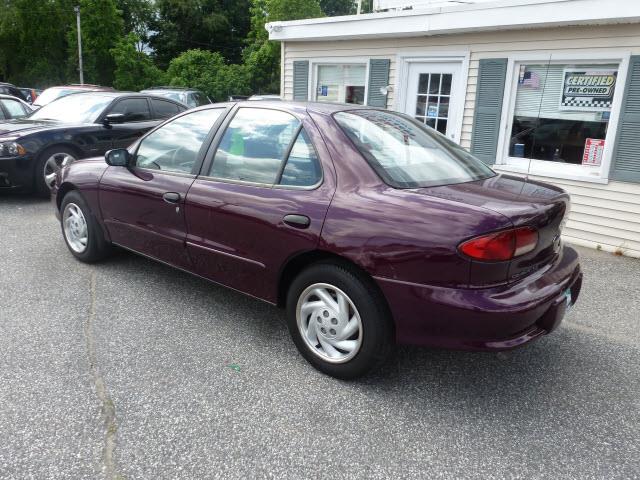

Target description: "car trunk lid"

left=413, top=174, right=569, bottom=286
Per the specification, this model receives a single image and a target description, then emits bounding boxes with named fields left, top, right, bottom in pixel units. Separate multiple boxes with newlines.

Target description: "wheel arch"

left=56, top=181, right=77, bottom=210
left=277, top=250, right=395, bottom=329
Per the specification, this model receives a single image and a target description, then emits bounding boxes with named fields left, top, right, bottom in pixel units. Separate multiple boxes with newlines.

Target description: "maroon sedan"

left=53, top=102, right=582, bottom=379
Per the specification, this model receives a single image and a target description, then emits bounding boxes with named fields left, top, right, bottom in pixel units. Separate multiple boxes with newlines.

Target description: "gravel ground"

left=0, top=195, right=639, bottom=480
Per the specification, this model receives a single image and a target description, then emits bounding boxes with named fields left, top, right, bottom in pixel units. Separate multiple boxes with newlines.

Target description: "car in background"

left=0, top=94, right=33, bottom=120
left=0, top=82, right=30, bottom=102
left=52, top=101, right=582, bottom=379
left=33, top=84, right=114, bottom=109
left=140, top=87, right=210, bottom=108
left=248, top=94, right=281, bottom=101
left=0, top=91, right=186, bottom=194
left=18, top=87, right=42, bottom=104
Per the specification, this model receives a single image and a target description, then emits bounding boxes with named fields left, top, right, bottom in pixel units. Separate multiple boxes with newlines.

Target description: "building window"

left=315, top=64, right=366, bottom=104
left=504, top=61, right=621, bottom=179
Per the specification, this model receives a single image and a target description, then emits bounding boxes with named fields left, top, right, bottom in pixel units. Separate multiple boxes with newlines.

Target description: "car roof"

left=196, top=100, right=374, bottom=116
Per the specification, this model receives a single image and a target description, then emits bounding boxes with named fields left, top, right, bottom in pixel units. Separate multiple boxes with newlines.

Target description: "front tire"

left=286, top=262, right=393, bottom=379
left=35, top=146, right=78, bottom=197
left=60, top=191, right=111, bottom=263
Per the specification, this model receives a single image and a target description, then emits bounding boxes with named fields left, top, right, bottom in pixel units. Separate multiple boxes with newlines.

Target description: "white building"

left=267, top=0, right=640, bottom=257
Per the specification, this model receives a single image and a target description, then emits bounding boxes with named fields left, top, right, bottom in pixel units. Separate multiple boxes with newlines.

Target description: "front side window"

left=210, top=108, right=300, bottom=184
left=335, top=110, right=494, bottom=188
left=508, top=63, right=619, bottom=168
left=109, top=98, right=151, bottom=122
left=316, top=64, right=366, bottom=105
left=135, top=108, right=224, bottom=174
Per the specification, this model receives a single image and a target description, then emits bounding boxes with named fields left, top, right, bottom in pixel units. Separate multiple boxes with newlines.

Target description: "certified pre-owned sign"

left=560, top=69, right=618, bottom=111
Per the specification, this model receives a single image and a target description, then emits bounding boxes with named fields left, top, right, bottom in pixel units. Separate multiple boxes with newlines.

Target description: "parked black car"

left=140, top=86, right=210, bottom=108
left=0, top=82, right=30, bottom=102
left=0, top=91, right=186, bottom=195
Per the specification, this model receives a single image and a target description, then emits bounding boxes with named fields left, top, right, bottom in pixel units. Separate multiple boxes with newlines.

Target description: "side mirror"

left=103, top=113, right=126, bottom=125
left=105, top=148, right=131, bottom=167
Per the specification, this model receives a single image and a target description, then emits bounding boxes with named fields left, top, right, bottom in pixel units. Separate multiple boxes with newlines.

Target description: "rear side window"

left=279, top=129, right=321, bottom=187
left=334, top=110, right=495, bottom=188
left=151, top=98, right=182, bottom=119
left=210, top=108, right=300, bottom=184
left=109, top=98, right=151, bottom=121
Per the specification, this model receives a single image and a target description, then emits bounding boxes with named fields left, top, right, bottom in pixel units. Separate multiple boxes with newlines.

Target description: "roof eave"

left=267, top=0, right=640, bottom=42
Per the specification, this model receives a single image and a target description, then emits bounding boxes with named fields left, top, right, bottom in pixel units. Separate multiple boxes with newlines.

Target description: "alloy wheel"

left=63, top=203, right=88, bottom=253
left=296, top=283, right=363, bottom=364
left=43, top=153, right=75, bottom=190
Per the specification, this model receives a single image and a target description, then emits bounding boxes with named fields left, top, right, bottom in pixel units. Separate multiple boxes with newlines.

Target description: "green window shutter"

left=293, top=60, right=309, bottom=101
left=470, top=58, right=508, bottom=165
left=610, top=56, right=640, bottom=183
left=367, top=59, right=390, bottom=108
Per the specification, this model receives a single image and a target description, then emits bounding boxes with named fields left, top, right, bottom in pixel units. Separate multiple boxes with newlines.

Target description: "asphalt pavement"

left=1, top=195, right=639, bottom=480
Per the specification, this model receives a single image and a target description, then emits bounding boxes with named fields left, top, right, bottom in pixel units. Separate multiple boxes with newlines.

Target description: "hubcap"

left=296, top=283, right=363, bottom=364
left=44, top=153, right=75, bottom=190
left=63, top=203, right=88, bottom=253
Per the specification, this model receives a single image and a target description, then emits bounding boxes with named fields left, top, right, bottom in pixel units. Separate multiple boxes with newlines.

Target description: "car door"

left=99, top=107, right=229, bottom=269
left=101, top=97, right=161, bottom=149
left=184, top=105, right=336, bottom=303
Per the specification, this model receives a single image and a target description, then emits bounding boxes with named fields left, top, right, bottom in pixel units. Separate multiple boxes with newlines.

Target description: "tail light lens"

left=459, top=227, right=538, bottom=261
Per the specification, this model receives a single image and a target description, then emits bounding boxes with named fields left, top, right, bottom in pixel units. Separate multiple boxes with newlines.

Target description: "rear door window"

left=151, top=98, right=182, bottom=119
left=278, top=129, right=322, bottom=187
left=109, top=98, right=151, bottom=122
left=209, top=108, right=300, bottom=185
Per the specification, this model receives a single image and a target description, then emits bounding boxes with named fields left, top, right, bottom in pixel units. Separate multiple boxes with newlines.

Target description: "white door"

left=404, top=62, right=462, bottom=141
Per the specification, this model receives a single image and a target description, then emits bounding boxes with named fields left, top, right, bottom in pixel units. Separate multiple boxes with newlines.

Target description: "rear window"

left=334, top=110, right=495, bottom=188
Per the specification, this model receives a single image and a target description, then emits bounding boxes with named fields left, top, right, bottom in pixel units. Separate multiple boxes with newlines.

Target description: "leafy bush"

left=111, top=34, right=165, bottom=91
left=165, top=49, right=251, bottom=101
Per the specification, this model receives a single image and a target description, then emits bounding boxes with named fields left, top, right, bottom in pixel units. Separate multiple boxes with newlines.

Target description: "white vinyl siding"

left=281, top=23, right=640, bottom=257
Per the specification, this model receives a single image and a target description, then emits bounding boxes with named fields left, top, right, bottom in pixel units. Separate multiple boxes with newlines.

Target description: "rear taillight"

left=459, top=227, right=538, bottom=262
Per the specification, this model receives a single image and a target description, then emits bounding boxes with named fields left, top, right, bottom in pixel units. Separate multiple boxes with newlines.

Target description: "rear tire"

left=286, top=261, right=393, bottom=380
left=60, top=190, right=111, bottom=263
left=35, top=146, right=78, bottom=197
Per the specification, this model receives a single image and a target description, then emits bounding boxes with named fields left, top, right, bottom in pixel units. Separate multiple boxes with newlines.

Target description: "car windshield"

left=334, top=110, right=495, bottom=188
left=33, top=88, right=81, bottom=106
left=30, top=94, right=113, bottom=123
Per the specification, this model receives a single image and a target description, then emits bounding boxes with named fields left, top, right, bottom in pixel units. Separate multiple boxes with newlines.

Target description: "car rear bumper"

left=375, top=244, right=582, bottom=351
left=0, top=156, right=32, bottom=190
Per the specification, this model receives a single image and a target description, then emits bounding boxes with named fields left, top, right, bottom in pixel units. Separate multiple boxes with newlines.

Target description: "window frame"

left=130, top=106, right=231, bottom=177
left=495, top=51, right=631, bottom=184
left=103, top=96, right=153, bottom=124
left=310, top=57, right=370, bottom=106
left=149, top=97, right=184, bottom=120
left=199, top=105, right=324, bottom=190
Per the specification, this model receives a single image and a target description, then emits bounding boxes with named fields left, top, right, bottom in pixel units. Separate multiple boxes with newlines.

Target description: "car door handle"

left=283, top=214, right=310, bottom=229
left=163, top=192, right=181, bottom=204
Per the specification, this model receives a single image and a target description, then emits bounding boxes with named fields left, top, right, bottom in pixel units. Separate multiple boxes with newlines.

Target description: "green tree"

left=67, top=0, right=124, bottom=85
left=115, top=0, right=155, bottom=50
left=149, top=0, right=251, bottom=68
left=244, top=0, right=323, bottom=94
left=111, top=33, right=165, bottom=91
left=165, top=49, right=251, bottom=102
left=0, top=0, right=74, bottom=86
left=319, top=0, right=355, bottom=16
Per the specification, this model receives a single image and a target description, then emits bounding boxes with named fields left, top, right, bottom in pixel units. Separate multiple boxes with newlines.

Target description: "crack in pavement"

left=85, top=272, right=120, bottom=479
